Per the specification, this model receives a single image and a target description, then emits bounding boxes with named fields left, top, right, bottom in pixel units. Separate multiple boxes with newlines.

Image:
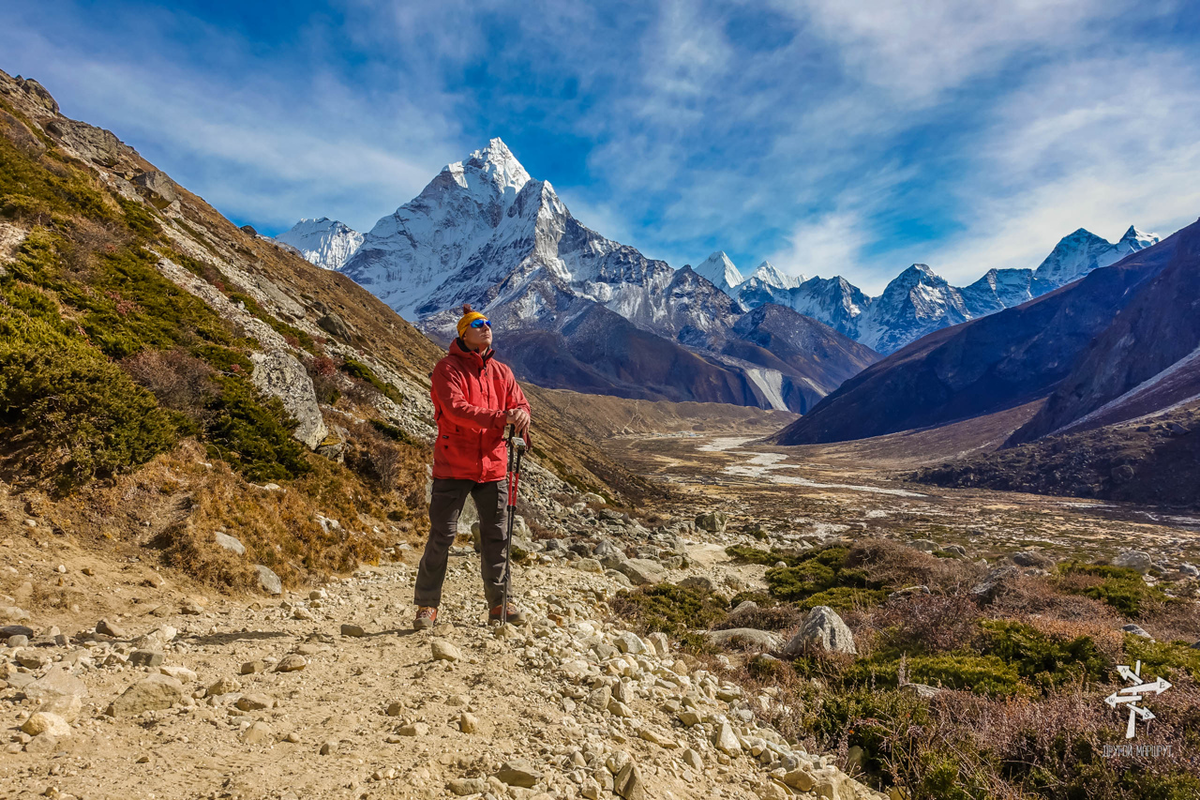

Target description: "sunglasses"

left=469, top=318, right=491, bottom=329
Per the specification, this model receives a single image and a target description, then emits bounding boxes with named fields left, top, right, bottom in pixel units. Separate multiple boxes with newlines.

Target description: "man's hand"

left=506, top=408, right=531, bottom=439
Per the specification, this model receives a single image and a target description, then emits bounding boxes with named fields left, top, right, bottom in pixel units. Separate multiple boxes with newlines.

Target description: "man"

left=413, top=304, right=532, bottom=630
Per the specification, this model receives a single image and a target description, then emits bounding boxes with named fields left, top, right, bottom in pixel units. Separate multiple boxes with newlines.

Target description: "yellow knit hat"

left=456, top=304, right=488, bottom=339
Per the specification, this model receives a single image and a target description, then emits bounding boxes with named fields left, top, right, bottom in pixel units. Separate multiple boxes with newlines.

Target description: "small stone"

left=21, top=712, right=72, bottom=738
left=448, top=778, right=491, bottom=796
left=292, top=607, right=314, bottom=621
left=494, top=760, right=542, bottom=788
left=714, top=721, right=742, bottom=756
left=397, top=722, right=429, bottom=736
left=607, top=698, right=633, bottom=717
left=575, top=558, right=603, bottom=573
left=319, top=739, right=338, bottom=755
left=285, top=732, right=301, bottom=743
left=107, top=674, right=184, bottom=717
left=96, top=619, right=127, bottom=638
left=677, top=710, right=701, bottom=727
left=614, top=760, right=645, bottom=800
left=241, top=660, right=265, bottom=675
left=340, top=624, right=366, bottom=637
left=207, top=677, right=242, bottom=696
left=236, top=694, right=273, bottom=711
left=614, top=632, right=646, bottom=654
left=214, top=532, right=246, bottom=555
left=1113, top=550, right=1153, bottom=574
left=129, top=650, right=165, bottom=668
left=36, top=695, right=82, bottom=723
left=159, top=665, right=197, bottom=683
left=254, top=565, right=283, bottom=595
left=431, top=639, right=462, bottom=662
left=782, top=606, right=857, bottom=656
left=682, top=748, right=703, bottom=771
left=1123, top=624, right=1153, bottom=639
left=783, top=766, right=817, bottom=791
left=458, top=712, right=479, bottom=733
left=275, top=655, right=307, bottom=672
left=386, top=701, right=405, bottom=716
left=241, top=721, right=271, bottom=744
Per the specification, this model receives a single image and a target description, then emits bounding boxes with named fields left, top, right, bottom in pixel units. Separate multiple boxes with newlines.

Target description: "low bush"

left=342, top=358, right=403, bottom=405
left=1058, top=562, right=1173, bottom=616
left=610, top=583, right=729, bottom=635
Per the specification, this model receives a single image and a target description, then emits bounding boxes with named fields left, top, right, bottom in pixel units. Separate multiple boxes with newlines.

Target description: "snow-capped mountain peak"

left=1115, top=225, right=1160, bottom=254
left=748, top=260, right=803, bottom=290
left=274, top=217, right=363, bottom=271
left=459, top=137, right=531, bottom=198
left=694, top=251, right=745, bottom=293
left=1032, top=227, right=1145, bottom=288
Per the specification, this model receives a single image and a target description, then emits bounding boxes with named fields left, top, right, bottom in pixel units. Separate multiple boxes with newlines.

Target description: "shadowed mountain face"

left=1008, top=218, right=1200, bottom=444
left=771, top=229, right=1185, bottom=446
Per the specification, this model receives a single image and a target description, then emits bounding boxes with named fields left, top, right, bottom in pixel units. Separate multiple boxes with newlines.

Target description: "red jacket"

left=430, top=338, right=531, bottom=482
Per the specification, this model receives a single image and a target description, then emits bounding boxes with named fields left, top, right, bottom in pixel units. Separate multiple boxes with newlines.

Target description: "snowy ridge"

left=274, top=217, right=363, bottom=271
left=693, top=252, right=744, bottom=293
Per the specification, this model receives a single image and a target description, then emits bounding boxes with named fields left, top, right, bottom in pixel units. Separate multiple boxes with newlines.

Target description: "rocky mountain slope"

left=771, top=227, right=1185, bottom=446
left=324, top=140, right=876, bottom=413
left=0, top=67, right=661, bottom=599
left=1009, top=218, right=1200, bottom=444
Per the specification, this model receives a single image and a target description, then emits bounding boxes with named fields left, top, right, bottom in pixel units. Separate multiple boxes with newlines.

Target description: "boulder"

left=131, top=170, right=179, bottom=208
left=19, top=77, right=60, bottom=113
left=248, top=349, right=328, bottom=449
left=1122, top=624, right=1153, bottom=639
left=214, top=532, right=246, bottom=556
left=594, top=540, right=626, bottom=569
left=316, top=312, right=352, bottom=340
left=783, top=606, right=857, bottom=656
left=679, top=575, right=719, bottom=593
left=613, top=559, right=665, bottom=586
left=972, top=566, right=1019, bottom=599
left=714, top=721, right=742, bottom=756
left=44, top=117, right=124, bottom=166
left=107, top=674, right=184, bottom=717
left=1114, top=551, right=1153, bottom=574
left=24, top=664, right=88, bottom=701
left=695, top=511, right=728, bottom=533
left=254, top=565, right=282, bottom=595
left=705, top=628, right=782, bottom=651
left=907, top=539, right=939, bottom=553
left=36, top=694, right=82, bottom=723
left=1010, top=550, right=1054, bottom=569
left=614, top=760, right=645, bottom=800
left=494, top=760, right=542, bottom=788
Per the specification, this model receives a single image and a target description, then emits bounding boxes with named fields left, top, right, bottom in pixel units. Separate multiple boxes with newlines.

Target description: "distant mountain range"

left=772, top=219, right=1196, bottom=446
left=279, top=138, right=1160, bottom=410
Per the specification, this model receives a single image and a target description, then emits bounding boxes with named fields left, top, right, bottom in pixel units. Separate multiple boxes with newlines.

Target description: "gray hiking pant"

left=414, top=478, right=509, bottom=609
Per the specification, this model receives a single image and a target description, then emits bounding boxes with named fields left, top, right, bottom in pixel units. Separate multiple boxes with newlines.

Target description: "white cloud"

left=769, top=211, right=877, bottom=288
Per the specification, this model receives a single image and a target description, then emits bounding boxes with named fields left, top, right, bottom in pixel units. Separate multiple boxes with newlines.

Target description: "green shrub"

left=764, top=546, right=883, bottom=607
left=0, top=121, right=114, bottom=224
left=1058, top=562, right=1172, bottom=616
left=610, top=583, right=728, bottom=635
left=798, top=586, right=888, bottom=612
left=227, top=291, right=315, bottom=353
left=371, top=419, right=416, bottom=446
left=342, top=358, right=403, bottom=404
left=0, top=309, right=177, bottom=491
left=725, top=544, right=804, bottom=566
left=844, top=652, right=1025, bottom=696
left=1123, top=636, right=1200, bottom=681
left=979, top=620, right=1111, bottom=689
left=203, top=375, right=311, bottom=483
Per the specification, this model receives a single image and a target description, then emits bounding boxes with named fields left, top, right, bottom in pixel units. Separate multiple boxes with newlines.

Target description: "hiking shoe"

left=489, top=603, right=525, bottom=625
left=413, top=606, right=438, bottom=630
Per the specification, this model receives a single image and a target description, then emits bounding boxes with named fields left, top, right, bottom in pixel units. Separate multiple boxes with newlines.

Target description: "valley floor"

left=3, top=432, right=1199, bottom=800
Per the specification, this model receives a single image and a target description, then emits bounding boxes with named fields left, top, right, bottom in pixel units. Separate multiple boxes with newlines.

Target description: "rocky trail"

left=0, top=478, right=881, bottom=800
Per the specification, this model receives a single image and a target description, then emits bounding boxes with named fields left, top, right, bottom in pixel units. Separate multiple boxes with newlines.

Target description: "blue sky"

left=5, top=1, right=1200, bottom=293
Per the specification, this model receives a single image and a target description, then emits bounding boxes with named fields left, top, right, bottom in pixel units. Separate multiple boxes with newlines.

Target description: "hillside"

left=0, top=69, right=660, bottom=597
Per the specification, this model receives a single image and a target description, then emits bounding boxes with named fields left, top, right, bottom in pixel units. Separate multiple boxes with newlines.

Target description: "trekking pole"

left=501, top=424, right=526, bottom=627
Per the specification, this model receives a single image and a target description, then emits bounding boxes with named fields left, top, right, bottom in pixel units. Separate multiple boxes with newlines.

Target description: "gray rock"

left=940, top=544, right=967, bottom=558
left=575, top=558, right=603, bottom=573
left=129, top=650, right=165, bottom=668
left=907, top=539, right=939, bottom=552
left=695, top=511, right=728, bottom=533
left=0, top=624, right=34, bottom=638
left=1114, top=551, right=1154, bottom=574
left=44, top=117, right=124, bottom=166
left=249, top=349, right=328, bottom=449
left=316, top=312, right=352, bottom=340
left=705, top=628, right=782, bottom=651
left=254, top=565, right=283, bottom=595
left=131, top=170, right=179, bottom=208
left=614, top=559, right=665, bottom=586
left=107, top=674, right=184, bottom=717
left=1011, top=550, right=1054, bottom=569
left=594, top=540, right=627, bottom=569
left=1122, top=624, right=1153, bottom=639
left=783, top=606, right=857, bottom=656
left=679, top=575, right=718, bottom=593
left=1180, top=563, right=1199, bottom=577
left=901, top=683, right=942, bottom=699
left=214, top=532, right=246, bottom=556
left=340, top=624, right=367, bottom=637
left=972, top=566, right=1020, bottom=599
left=614, top=632, right=646, bottom=655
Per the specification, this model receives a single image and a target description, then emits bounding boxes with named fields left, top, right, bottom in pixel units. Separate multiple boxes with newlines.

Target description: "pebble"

left=431, top=639, right=463, bottom=662
left=275, top=655, right=307, bottom=672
